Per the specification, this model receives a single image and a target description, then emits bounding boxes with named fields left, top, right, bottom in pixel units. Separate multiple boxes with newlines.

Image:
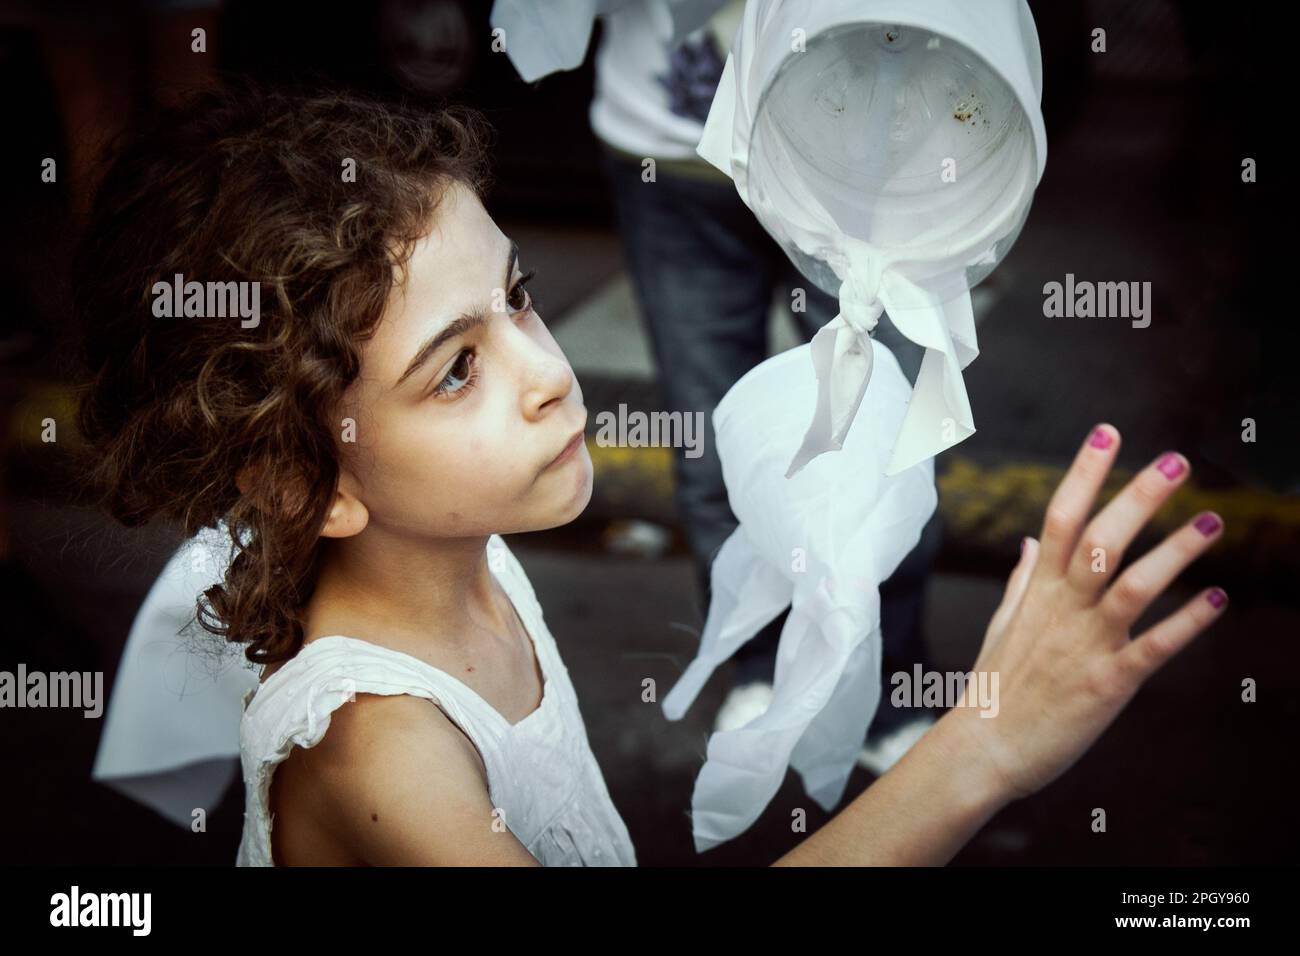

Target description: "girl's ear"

left=234, top=463, right=368, bottom=539
left=320, top=467, right=369, bottom=540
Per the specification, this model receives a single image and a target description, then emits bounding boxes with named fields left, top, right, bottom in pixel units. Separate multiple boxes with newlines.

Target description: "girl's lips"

left=547, top=430, right=584, bottom=468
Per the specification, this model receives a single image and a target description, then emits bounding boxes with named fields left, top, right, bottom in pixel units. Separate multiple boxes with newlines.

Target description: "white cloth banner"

left=661, top=338, right=937, bottom=851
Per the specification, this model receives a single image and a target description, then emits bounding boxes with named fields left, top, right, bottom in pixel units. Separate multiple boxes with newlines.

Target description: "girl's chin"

left=524, top=455, right=594, bottom=533
left=555, top=455, right=595, bottom=522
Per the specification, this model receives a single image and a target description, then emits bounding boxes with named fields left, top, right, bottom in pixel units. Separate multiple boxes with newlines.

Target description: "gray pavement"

left=509, top=537, right=1294, bottom=865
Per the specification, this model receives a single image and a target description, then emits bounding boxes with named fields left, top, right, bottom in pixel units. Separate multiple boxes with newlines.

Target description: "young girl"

left=75, top=83, right=1228, bottom=866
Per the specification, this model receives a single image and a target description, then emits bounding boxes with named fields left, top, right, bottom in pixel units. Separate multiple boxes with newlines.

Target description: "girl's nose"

left=509, top=324, right=574, bottom=418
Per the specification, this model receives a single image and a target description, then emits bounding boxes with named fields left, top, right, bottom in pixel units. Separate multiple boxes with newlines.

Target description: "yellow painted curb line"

left=937, top=456, right=1300, bottom=553
left=587, top=440, right=1300, bottom=555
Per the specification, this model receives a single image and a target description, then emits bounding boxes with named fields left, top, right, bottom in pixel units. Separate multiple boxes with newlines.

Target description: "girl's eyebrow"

left=394, top=239, right=519, bottom=389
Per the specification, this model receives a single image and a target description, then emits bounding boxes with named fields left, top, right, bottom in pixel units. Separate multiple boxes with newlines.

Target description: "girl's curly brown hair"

left=74, top=79, right=493, bottom=665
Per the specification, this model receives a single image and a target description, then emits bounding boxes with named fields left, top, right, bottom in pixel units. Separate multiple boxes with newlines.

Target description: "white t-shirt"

left=590, top=0, right=742, bottom=160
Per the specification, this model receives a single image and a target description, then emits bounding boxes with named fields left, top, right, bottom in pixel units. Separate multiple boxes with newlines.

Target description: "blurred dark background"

left=0, top=0, right=1293, bottom=866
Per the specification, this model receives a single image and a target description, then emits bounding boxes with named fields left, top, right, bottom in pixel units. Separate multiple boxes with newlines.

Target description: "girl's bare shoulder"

left=273, top=692, right=537, bottom=865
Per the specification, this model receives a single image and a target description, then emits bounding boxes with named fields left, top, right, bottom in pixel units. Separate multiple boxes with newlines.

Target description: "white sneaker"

left=713, top=681, right=774, bottom=734
left=856, top=714, right=937, bottom=776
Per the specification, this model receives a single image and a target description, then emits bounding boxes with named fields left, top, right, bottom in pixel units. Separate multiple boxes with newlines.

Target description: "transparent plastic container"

left=747, top=21, right=1037, bottom=301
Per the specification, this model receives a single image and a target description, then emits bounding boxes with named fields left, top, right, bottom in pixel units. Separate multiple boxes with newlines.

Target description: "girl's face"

left=335, top=180, right=592, bottom=539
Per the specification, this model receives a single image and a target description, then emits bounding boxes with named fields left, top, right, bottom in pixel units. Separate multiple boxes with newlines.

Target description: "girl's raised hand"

left=946, top=424, right=1228, bottom=802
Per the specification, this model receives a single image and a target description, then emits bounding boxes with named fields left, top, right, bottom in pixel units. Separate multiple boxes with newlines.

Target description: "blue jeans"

left=599, top=146, right=943, bottom=737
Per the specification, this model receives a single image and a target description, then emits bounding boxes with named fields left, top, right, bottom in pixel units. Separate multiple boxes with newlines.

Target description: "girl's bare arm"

left=772, top=705, right=1011, bottom=865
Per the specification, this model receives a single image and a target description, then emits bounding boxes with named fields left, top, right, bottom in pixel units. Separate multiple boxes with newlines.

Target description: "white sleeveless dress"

left=235, top=535, right=638, bottom=866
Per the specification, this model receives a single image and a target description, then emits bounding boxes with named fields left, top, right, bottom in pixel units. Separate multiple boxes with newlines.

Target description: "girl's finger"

left=1113, top=586, right=1228, bottom=686
left=1037, top=424, right=1121, bottom=576
left=1066, top=449, right=1191, bottom=598
left=1100, top=511, right=1224, bottom=626
left=986, top=537, right=1039, bottom=641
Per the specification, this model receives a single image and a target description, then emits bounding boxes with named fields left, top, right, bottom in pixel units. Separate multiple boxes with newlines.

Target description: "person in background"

left=588, top=0, right=943, bottom=771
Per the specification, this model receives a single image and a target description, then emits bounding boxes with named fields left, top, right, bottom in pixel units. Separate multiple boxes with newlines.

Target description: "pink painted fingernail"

left=1193, top=512, right=1222, bottom=536
left=1020, top=537, right=1027, bottom=556
left=1206, top=587, right=1228, bottom=609
left=1088, top=425, right=1113, bottom=449
left=1156, top=452, right=1186, bottom=480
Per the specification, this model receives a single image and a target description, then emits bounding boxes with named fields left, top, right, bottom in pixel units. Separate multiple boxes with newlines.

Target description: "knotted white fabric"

left=661, top=337, right=937, bottom=851
left=696, top=0, right=1047, bottom=477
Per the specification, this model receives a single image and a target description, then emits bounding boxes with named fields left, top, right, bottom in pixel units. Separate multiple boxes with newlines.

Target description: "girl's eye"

left=432, top=347, right=478, bottom=399
left=507, top=268, right=537, bottom=313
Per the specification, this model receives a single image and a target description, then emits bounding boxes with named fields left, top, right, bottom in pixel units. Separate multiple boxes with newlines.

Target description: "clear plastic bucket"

left=747, top=21, right=1038, bottom=301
